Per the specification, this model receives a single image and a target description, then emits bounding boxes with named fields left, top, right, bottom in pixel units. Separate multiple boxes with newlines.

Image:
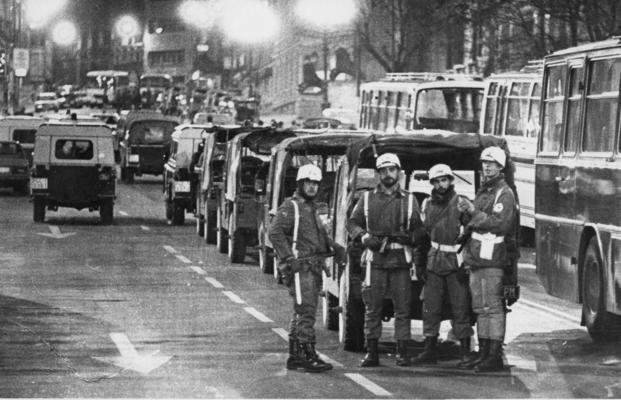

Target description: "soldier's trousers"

left=361, top=268, right=411, bottom=341
left=422, top=271, right=474, bottom=339
left=287, top=266, right=322, bottom=344
left=469, top=267, right=505, bottom=341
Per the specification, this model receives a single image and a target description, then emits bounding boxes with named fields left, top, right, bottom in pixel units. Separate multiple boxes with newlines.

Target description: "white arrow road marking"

left=119, top=211, right=128, bottom=216
left=175, top=254, right=192, bottom=264
left=243, top=307, right=273, bottom=322
left=190, top=266, right=206, bottom=275
left=345, top=373, right=392, bottom=397
left=93, top=333, right=171, bottom=375
left=36, top=225, right=76, bottom=239
left=518, top=262, right=536, bottom=270
left=271, top=328, right=288, bottom=341
left=517, top=298, right=582, bottom=325
left=140, top=225, right=150, bottom=231
left=204, top=277, right=224, bottom=288
left=163, top=245, right=177, bottom=254
left=223, top=291, right=246, bottom=304
left=505, top=354, right=537, bottom=372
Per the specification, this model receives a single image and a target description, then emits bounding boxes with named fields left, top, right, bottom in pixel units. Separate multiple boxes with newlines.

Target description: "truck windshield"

left=129, top=121, right=176, bottom=144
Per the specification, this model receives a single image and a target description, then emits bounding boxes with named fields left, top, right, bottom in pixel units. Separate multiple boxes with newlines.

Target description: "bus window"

left=386, top=91, right=396, bottom=131
left=527, top=83, right=541, bottom=138
left=483, top=82, right=498, bottom=135
left=564, top=66, right=584, bottom=153
left=369, top=91, right=379, bottom=130
left=394, top=92, right=403, bottom=130
left=583, top=58, right=621, bottom=153
left=541, top=65, right=566, bottom=153
left=506, top=82, right=528, bottom=136
left=377, top=91, right=387, bottom=131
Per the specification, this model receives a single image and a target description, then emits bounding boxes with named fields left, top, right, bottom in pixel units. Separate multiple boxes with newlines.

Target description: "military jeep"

left=31, top=122, right=116, bottom=224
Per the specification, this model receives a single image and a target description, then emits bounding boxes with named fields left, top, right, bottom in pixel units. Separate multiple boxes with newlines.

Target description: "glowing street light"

left=179, top=0, right=219, bottom=28
left=221, top=0, right=280, bottom=43
left=116, top=15, right=139, bottom=39
left=52, top=20, right=77, bottom=46
left=25, top=0, right=67, bottom=29
left=295, top=0, right=356, bottom=109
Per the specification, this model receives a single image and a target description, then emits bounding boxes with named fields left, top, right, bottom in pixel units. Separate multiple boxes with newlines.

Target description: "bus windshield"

left=85, top=73, right=129, bottom=89
left=139, top=76, right=172, bottom=89
left=415, top=88, right=482, bottom=132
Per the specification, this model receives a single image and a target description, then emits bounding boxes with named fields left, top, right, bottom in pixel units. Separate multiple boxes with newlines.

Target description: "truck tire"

left=165, top=198, right=173, bottom=221
left=228, top=231, right=246, bottom=263
left=99, top=199, right=114, bottom=225
left=171, top=200, right=185, bottom=225
left=216, top=205, right=228, bottom=254
left=323, top=291, right=339, bottom=331
left=259, top=245, right=274, bottom=274
left=204, top=204, right=216, bottom=244
left=339, top=271, right=365, bottom=352
left=196, top=197, right=204, bottom=237
left=33, top=197, right=45, bottom=222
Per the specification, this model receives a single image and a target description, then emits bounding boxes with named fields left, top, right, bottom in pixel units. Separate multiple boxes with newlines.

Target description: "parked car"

left=322, top=131, right=517, bottom=351
left=257, top=131, right=370, bottom=276
left=30, top=122, right=116, bottom=224
left=0, top=140, right=30, bottom=194
left=34, top=92, right=60, bottom=113
left=163, top=124, right=213, bottom=225
left=0, top=116, right=45, bottom=165
left=216, top=128, right=297, bottom=262
left=117, top=110, right=179, bottom=182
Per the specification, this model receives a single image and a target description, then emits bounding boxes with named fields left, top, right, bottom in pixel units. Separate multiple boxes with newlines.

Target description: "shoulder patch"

left=493, top=203, right=504, bottom=213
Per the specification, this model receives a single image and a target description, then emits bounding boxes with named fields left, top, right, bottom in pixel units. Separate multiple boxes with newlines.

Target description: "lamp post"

left=296, top=0, right=356, bottom=110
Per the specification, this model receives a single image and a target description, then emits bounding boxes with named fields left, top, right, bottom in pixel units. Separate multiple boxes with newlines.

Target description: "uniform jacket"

left=268, top=192, right=331, bottom=261
left=422, top=186, right=465, bottom=275
left=462, top=174, right=518, bottom=269
left=347, top=183, right=425, bottom=269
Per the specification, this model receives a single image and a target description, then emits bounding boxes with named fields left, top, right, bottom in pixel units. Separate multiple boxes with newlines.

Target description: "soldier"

left=457, top=146, right=518, bottom=372
left=268, top=164, right=346, bottom=373
left=347, top=153, right=425, bottom=367
left=411, top=164, right=474, bottom=366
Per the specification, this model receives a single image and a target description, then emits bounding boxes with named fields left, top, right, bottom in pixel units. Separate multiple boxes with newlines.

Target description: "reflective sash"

left=363, top=191, right=371, bottom=286
left=291, top=200, right=302, bottom=305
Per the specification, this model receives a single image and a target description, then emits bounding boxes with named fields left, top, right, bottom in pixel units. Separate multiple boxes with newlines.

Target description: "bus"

left=139, top=73, right=173, bottom=109
left=536, top=38, right=621, bottom=341
left=480, top=68, right=542, bottom=230
left=358, top=72, right=485, bottom=134
left=85, top=70, right=129, bottom=107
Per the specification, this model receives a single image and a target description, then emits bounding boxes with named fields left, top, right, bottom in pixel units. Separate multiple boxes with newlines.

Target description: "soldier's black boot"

left=460, top=338, right=490, bottom=369
left=308, top=342, right=333, bottom=371
left=456, top=337, right=472, bottom=368
left=411, top=336, right=438, bottom=365
left=286, top=338, right=305, bottom=370
left=395, top=340, right=411, bottom=366
left=474, top=339, right=505, bottom=373
left=360, top=338, right=379, bottom=367
left=300, top=342, right=332, bottom=373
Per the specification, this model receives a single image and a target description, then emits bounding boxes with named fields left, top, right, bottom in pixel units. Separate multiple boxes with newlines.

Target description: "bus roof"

left=140, top=73, right=172, bottom=79
left=86, top=70, right=129, bottom=77
left=545, top=37, right=621, bottom=59
left=360, top=80, right=485, bottom=92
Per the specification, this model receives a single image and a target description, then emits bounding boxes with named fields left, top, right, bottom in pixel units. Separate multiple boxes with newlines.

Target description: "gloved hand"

left=361, top=233, right=382, bottom=251
left=334, top=245, right=347, bottom=267
left=457, top=196, right=475, bottom=214
left=415, top=265, right=427, bottom=283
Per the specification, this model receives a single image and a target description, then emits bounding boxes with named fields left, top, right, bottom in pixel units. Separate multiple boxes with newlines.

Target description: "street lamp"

left=24, top=0, right=66, bottom=29
left=52, top=20, right=77, bottom=46
left=179, top=0, right=218, bottom=28
left=221, top=0, right=280, bottom=44
left=116, top=15, right=139, bottom=41
left=296, top=0, right=356, bottom=109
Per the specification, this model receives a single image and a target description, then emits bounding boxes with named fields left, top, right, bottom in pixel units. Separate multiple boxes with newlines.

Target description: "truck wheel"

left=125, top=168, right=135, bottom=184
left=196, top=198, right=204, bottom=237
left=259, top=245, right=274, bottom=274
left=204, top=204, right=216, bottom=244
left=165, top=198, right=173, bottom=220
left=171, top=200, right=185, bottom=225
left=33, top=197, right=46, bottom=222
left=582, top=237, right=621, bottom=342
left=228, top=231, right=246, bottom=263
left=14, top=181, right=29, bottom=195
left=339, top=270, right=365, bottom=351
left=100, top=199, right=114, bottom=225
left=323, top=291, right=339, bottom=331
left=216, top=205, right=228, bottom=254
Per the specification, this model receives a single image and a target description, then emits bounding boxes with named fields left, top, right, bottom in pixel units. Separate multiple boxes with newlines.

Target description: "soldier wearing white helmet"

left=456, top=146, right=518, bottom=372
left=347, top=153, right=426, bottom=367
left=411, top=163, right=474, bottom=367
left=269, top=163, right=346, bottom=373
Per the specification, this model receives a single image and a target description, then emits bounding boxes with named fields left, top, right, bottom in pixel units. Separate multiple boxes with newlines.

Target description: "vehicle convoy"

left=163, top=124, right=213, bottom=225
left=0, top=116, right=45, bottom=164
left=480, top=65, right=542, bottom=230
left=358, top=72, right=485, bottom=134
left=216, top=128, right=298, bottom=263
left=30, top=122, right=116, bottom=224
left=117, top=110, right=179, bottom=183
left=195, top=125, right=247, bottom=244
left=257, top=131, right=371, bottom=277
left=0, top=141, right=30, bottom=194
left=322, top=131, right=516, bottom=351
left=535, top=38, right=621, bottom=342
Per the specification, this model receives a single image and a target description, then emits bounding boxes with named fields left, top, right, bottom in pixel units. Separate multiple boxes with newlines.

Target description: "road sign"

left=13, top=48, right=29, bottom=77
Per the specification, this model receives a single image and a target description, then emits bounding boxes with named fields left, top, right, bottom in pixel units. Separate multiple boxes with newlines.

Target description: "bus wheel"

left=228, top=231, right=246, bottom=263
left=581, top=237, right=621, bottom=342
left=33, top=197, right=46, bottom=222
left=338, top=270, right=365, bottom=352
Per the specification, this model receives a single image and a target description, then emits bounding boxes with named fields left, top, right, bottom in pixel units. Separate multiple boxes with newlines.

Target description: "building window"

left=148, top=50, right=185, bottom=67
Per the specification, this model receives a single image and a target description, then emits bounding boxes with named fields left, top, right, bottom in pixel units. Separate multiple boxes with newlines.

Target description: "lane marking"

left=243, top=307, right=273, bottom=323
left=222, top=291, right=246, bottom=304
left=163, top=245, right=177, bottom=254
left=317, top=352, right=343, bottom=368
left=190, top=266, right=206, bottom=275
left=506, top=354, right=537, bottom=371
left=272, top=328, right=288, bottom=341
left=518, top=262, right=536, bottom=270
left=175, top=254, right=192, bottom=264
left=119, top=211, right=129, bottom=216
left=204, top=277, right=224, bottom=288
left=344, top=373, right=392, bottom=397
left=140, top=225, right=150, bottom=231
left=516, top=298, right=582, bottom=325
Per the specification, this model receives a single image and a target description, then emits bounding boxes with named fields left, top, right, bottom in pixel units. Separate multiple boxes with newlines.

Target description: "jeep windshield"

left=129, top=121, right=176, bottom=144
left=0, top=142, right=23, bottom=157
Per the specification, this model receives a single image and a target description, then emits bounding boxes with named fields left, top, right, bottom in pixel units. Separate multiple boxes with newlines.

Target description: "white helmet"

left=296, top=164, right=322, bottom=182
left=480, top=146, right=506, bottom=168
left=376, top=153, right=401, bottom=169
left=428, top=164, right=454, bottom=182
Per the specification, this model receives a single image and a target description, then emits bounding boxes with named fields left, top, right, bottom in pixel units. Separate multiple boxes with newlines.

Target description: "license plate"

left=174, top=181, right=190, bottom=193
left=31, top=177, right=48, bottom=190
left=0, top=167, right=9, bottom=173
left=129, top=154, right=139, bottom=163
